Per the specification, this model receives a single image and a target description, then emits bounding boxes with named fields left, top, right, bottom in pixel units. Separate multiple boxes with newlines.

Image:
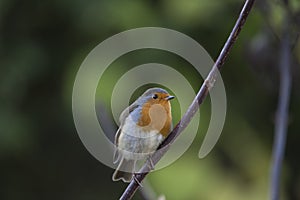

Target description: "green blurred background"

left=1, top=0, right=300, bottom=199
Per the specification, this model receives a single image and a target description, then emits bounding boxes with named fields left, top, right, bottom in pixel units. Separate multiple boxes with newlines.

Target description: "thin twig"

left=119, top=0, right=256, bottom=199
left=269, top=7, right=292, bottom=200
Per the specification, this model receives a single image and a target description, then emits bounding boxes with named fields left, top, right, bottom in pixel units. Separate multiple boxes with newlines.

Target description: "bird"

left=112, top=87, right=175, bottom=182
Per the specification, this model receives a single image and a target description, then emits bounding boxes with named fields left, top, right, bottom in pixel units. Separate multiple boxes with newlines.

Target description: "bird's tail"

left=112, top=158, right=136, bottom=182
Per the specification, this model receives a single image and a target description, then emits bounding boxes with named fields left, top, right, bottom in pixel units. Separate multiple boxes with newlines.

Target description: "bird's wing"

left=113, top=103, right=139, bottom=163
left=115, top=103, right=139, bottom=145
left=119, top=103, right=139, bottom=126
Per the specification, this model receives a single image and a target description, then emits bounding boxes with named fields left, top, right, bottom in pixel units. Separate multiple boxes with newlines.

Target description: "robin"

left=112, top=87, right=175, bottom=182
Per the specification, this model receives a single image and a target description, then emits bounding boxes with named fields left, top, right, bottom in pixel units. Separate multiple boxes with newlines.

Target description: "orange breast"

left=137, top=100, right=172, bottom=137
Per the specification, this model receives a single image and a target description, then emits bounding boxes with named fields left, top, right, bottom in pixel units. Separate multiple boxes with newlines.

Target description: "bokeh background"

left=1, top=0, right=300, bottom=199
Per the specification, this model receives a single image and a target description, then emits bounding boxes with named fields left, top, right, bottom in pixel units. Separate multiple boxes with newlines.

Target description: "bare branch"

left=119, top=0, right=256, bottom=199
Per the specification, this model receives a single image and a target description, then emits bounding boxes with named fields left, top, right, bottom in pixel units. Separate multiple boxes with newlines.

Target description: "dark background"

left=1, top=0, right=300, bottom=199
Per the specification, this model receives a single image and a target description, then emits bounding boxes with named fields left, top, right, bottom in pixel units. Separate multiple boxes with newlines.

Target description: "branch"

left=119, top=0, right=256, bottom=199
left=269, top=6, right=292, bottom=200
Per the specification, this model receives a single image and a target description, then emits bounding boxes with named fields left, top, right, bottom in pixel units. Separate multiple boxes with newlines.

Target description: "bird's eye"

left=152, top=94, right=158, bottom=99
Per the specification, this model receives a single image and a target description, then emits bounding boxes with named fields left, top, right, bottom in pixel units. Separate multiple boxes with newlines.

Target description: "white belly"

left=117, top=117, right=164, bottom=160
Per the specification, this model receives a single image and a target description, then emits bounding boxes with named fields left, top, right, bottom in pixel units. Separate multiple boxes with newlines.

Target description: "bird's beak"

left=165, top=96, right=175, bottom=101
